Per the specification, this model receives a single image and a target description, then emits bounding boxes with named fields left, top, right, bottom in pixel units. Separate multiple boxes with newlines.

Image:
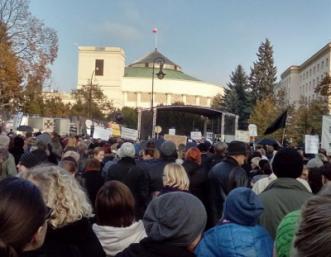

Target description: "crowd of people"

left=0, top=130, right=330, bottom=257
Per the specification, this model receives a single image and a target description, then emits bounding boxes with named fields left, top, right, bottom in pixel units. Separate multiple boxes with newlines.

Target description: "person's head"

left=17, top=152, right=41, bottom=173
left=95, top=181, right=135, bottom=227
left=163, top=163, right=190, bottom=191
left=321, top=163, right=331, bottom=185
left=62, top=150, right=80, bottom=164
left=84, top=158, right=101, bottom=172
left=214, top=142, right=227, bottom=156
left=143, top=192, right=207, bottom=251
left=300, top=166, right=309, bottom=181
left=294, top=185, right=331, bottom=256
left=93, top=147, right=105, bottom=162
left=251, top=157, right=261, bottom=169
left=308, top=167, right=323, bottom=194
left=117, top=142, right=135, bottom=159
left=143, top=141, right=156, bottom=159
left=13, top=136, right=24, bottom=149
left=59, top=157, right=77, bottom=175
left=185, top=147, right=202, bottom=165
left=259, top=159, right=272, bottom=175
left=227, top=141, right=248, bottom=166
left=19, top=166, right=92, bottom=228
left=306, top=157, right=324, bottom=169
left=223, top=187, right=263, bottom=226
left=0, top=177, right=50, bottom=256
left=160, top=141, right=177, bottom=160
left=197, top=142, right=209, bottom=154
left=272, top=148, right=303, bottom=178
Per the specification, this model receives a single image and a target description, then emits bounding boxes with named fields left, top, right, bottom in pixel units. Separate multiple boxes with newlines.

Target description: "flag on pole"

left=152, top=27, right=158, bottom=50
left=264, top=110, right=288, bottom=135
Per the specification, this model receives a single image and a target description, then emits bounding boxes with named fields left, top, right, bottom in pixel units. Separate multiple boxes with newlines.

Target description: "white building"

left=77, top=46, right=224, bottom=109
left=279, top=42, right=331, bottom=105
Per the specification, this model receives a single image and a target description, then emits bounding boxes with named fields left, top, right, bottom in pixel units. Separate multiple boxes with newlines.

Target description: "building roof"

left=124, top=67, right=200, bottom=81
left=129, top=50, right=181, bottom=69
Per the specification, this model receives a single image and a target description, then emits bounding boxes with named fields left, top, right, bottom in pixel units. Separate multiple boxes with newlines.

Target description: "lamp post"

left=151, top=57, right=166, bottom=138
left=89, top=67, right=98, bottom=137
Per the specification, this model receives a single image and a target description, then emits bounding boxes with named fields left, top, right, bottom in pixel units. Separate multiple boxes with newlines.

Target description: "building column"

left=166, top=94, right=171, bottom=105
left=182, top=95, right=187, bottom=105
left=123, top=91, right=128, bottom=106
left=196, top=96, right=200, bottom=106
left=207, top=97, right=211, bottom=107
left=137, top=92, right=141, bottom=107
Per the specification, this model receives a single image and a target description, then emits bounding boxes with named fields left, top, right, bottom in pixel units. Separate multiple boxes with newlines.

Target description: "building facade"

left=279, top=43, right=331, bottom=105
left=77, top=46, right=224, bottom=109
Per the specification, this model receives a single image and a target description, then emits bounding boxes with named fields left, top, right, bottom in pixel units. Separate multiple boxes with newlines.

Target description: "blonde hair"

left=19, top=165, right=92, bottom=228
left=163, top=163, right=190, bottom=191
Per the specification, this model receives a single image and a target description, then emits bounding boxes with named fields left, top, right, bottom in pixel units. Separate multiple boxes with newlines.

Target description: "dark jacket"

left=82, top=170, right=105, bottom=207
left=106, top=157, right=150, bottom=219
left=207, top=157, right=248, bottom=226
left=147, top=158, right=176, bottom=193
left=115, top=238, right=195, bottom=257
left=195, top=223, right=273, bottom=257
left=259, top=178, right=312, bottom=239
left=25, top=218, right=105, bottom=257
left=182, top=160, right=208, bottom=204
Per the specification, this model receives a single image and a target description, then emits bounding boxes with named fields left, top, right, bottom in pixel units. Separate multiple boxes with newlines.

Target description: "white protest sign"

left=206, top=132, right=214, bottom=141
left=235, top=130, right=250, bottom=143
left=321, top=115, right=331, bottom=155
left=121, top=127, right=138, bottom=141
left=169, top=128, right=176, bottom=135
left=190, top=131, right=202, bottom=141
left=248, top=124, right=258, bottom=137
left=93, top=126, right=112, bottom=141
left=305, top=135, right=319, bottom=154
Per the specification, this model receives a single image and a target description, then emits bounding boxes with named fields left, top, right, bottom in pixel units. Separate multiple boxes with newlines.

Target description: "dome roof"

left=129, top=50, right=182, bottom=71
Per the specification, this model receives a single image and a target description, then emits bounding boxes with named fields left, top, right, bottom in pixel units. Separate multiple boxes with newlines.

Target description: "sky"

left=29, top=0, right=331, bottom=92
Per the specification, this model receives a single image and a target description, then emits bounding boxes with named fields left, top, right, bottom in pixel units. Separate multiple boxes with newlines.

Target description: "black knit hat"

left=272, top=148, right=303, bottom=178
left=227, top=141, right=248, bottom=156
left=19, top=152, right=41, bottom=168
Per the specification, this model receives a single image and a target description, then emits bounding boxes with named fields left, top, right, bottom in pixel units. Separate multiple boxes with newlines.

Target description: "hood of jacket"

left=93, top=220, right=146, bottom=256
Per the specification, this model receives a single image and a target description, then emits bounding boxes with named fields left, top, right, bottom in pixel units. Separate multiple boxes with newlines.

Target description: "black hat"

left=19, top=152, right=41, bottom=168
left=227, top=141, right=247, bottom=156
left=272, top=148, right=303, bottom=178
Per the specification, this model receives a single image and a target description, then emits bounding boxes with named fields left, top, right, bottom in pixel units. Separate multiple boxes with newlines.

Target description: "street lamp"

left=151, top=57, right=166, bottom=138
left=89, top=67, right=99, bottom=137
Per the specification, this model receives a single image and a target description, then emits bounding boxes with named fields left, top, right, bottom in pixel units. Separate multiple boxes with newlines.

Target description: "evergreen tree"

left=223, top=65, right=251, bottom=130
left=249, top=39, right=277, bottom=104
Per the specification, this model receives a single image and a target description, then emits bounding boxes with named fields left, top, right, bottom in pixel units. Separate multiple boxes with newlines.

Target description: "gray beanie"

left=117, top=142, right=135, bottom=159
left=160, top=141, right=177, bottom=157
left=143, top=192, right=207, bottom=246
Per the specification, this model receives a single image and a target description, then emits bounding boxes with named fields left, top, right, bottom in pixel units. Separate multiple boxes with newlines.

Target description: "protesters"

left=9, top=136, right=25, bottom=165
left=115, top=192, right=207, bottom=257
left=195, top=187, right=273, bottom=257
left=259, top=148, right=312, bottom=239
left=160, top=163, right=190, bottom=195
left=208, top=141, right=248, bottom=225
left=106, top=142, right=150, bottom=219
left=0, top=177, right=50, bottom=257
left=93, top=181, right=146, bottom=256
left=19, top=166, right=105, bottom=257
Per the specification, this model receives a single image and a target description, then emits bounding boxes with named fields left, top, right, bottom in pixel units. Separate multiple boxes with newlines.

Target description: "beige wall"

left=77, top=47, right=125, bottom=107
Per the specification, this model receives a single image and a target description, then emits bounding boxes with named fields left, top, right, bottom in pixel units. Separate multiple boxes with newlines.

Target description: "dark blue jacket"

left=195, top=223, right=273, bottom=257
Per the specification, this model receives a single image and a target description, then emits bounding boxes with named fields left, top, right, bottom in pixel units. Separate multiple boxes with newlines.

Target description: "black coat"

left=115, top=238, right=195, bottom=257
left=24, top=218, right=105, bottom=257
left=207, top=157, right=248, bottom=226
left=82, top=170, right=105, bottom=207
left=147, top=158, right=176, bottom=193
left=106, top=157, right=150, bottom=219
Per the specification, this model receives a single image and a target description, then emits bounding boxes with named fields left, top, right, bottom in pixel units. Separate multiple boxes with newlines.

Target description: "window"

left=322, top=61, right=324, bottom=69
left=317, top=63, right=320, bottom=71
left=95, top=59, right=104, bottom=76
left=127, top=92, right=137, bottom=102
left=313, top=66, right=316, bottom=74
left=309, top=69, right=312, bottom=76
